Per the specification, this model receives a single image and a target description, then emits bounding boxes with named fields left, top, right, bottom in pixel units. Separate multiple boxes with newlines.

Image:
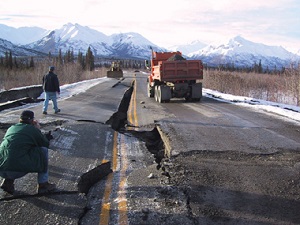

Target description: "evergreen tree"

left=58, top=49, right=63, bottom=65
left=14, top=56, right=18, bottom=68
left=253, top=61, right=257, bottom=73
left=6, top=51, right=13, bottom=69
left=70, top=50, right=74, bottom=63
left=86, top=47, right=95, bottom=71
left=4, top=51, right=8, bottom=68
left=77, top=51, right=85, bottom=69
left=64, top=50, right=69, bottom=63
left=64, top=49, right=74, bottom=63
left=258, top=60, right=263, bottom=73
left=0, top=56, right=3, bottom=67
left=29, top=57, right=34, bottom=68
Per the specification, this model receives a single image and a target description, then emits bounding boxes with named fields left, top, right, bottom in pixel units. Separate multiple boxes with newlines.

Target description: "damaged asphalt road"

left=123, top=73, right=300, bottom=225
left=0, top=75, right=170, bottom=225
left=0, top=77, right=137, bottom=224
left=1, top=72, right=300, bottom=225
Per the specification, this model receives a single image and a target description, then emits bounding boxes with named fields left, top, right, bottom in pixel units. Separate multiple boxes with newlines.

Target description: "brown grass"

left=0, top=62, right=107, bottom=91
left=1, top=61, right=299, bottom=106
left=203, top=68, right=300, bottom=106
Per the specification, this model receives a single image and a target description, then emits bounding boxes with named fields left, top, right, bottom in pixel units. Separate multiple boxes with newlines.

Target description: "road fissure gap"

left=75, top=80, right=165, bottom=196
left=76, top=81, right=168, bottom=223
left=106, top=81, right=166, bottom=167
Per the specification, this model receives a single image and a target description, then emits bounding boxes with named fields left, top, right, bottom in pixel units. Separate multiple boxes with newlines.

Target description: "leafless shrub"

left=0, top=68, right=38, bottom=90
left=204, top=68, right=299, bottom=106
left=282, top=64, right=300, bottom=106
left=0, top=62, right=106, bottom=91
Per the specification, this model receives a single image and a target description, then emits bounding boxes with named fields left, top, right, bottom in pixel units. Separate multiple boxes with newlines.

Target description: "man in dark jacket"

left=0, top=110, right=56, bottom=194
left=42, top=66, right=61, bottom=114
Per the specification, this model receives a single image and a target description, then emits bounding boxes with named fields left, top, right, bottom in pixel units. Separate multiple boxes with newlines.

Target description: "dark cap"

left=20, top=110, right=34, bottom=121
left=49, top=66, right=55, bottom=71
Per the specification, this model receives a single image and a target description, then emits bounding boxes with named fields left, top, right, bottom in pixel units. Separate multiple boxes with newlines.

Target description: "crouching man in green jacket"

left=0, top=110, right=56, bottom=194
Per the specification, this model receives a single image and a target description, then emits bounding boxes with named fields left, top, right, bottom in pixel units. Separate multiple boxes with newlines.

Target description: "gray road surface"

left=1, top=72, right=300, bottom=225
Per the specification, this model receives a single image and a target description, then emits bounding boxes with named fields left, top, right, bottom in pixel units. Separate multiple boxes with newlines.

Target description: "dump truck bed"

left=152, top=60, right=203, bottom=82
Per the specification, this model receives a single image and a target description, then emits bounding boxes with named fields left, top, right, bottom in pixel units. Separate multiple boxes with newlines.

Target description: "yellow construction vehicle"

left=107, top=61, right=123, bottom=78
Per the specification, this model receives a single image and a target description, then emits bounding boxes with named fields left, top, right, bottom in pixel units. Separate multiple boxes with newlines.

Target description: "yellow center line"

left=133, top=79, right=138, bottom=127
left=112, top=131, right=118, bottom=171
left=118, top=134, right=128, bottom=224
left=99, top=173, right=113, bottom=225
left=118, top=78, right=137, bottom=224
left=128, top=86, right=134, bottom=126
left=128, top=78, right=138, bottom=127
left=99, top=131, right=118, bottom=225
left=99, top=77, right=138, bottom=225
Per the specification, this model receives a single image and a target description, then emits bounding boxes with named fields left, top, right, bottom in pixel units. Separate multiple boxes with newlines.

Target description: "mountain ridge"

left=0, top=23, right=299, bottom=70
left=189, top=36, right=299, bottom=69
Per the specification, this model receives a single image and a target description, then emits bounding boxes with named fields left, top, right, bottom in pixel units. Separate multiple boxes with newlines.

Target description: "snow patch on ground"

left=203, top=88, right=300, bottom=124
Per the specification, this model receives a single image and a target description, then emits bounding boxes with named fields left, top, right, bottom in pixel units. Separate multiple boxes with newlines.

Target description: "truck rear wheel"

left=157, top=86, right=162, bottom=103
left=155, top=85, right=171, bottom=103
left=154, top=86, right=159, bottom=102
left=147, top=83, right=154, bottom=98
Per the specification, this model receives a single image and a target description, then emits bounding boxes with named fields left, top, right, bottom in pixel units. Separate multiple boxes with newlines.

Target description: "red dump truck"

left=145, top=49, right=203, bottom=103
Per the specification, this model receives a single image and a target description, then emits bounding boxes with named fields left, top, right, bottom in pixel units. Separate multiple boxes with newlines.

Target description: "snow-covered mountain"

left=189, top=36, right=300, bottom=70
left=0, top=38, right=47, bottom=56
left=168, top=40, right=207, bottom=55
left=25, top=23, right=113, bottom=56
left=0, top=24, right=48, bottom=45
left=19, top=23, right=163, bottom=58
left=0, top=23, right=299, bottom=69
left=109, top=32, right=163, bottom=58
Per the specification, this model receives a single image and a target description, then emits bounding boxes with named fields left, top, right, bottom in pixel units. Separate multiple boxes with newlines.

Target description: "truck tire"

left=161, top=85, right=171, bottom=103
left=156, top=85, right=171, bottom=103
left=147, top=83, right=154, bottom=98
left=157, top=86, right=162, bottom=103
left=154, top=86, right=159, bottom=102
left=154, top=85, right=162, bottom=102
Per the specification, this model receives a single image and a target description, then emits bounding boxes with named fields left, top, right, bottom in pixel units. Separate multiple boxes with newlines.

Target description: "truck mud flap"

left=191, top=83, right=202, bottom=100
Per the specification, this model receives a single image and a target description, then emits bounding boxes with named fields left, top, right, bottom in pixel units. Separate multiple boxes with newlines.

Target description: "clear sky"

left=0, top=0, right=299, bottom=52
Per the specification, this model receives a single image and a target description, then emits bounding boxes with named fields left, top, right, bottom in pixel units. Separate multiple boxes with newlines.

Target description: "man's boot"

left=38, top=182, right=56, bottom=194
left=0, top=179, right=15, bottom=194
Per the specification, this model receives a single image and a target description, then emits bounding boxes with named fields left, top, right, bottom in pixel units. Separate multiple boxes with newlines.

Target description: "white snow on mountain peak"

left=189, top=35, right=299, bottom=67
left=168, top=40, right=207, bottom=55
left=110, top=32, right=154, bottom=47
left=0, top=24, right=48, bottom=45
left=0, top=23, right=299, bottom=67
left=54, top=23, right=109, bottom=44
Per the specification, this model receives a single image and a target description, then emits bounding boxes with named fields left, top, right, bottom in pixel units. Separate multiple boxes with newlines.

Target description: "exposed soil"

left=160, top=150, right=300, bottom=224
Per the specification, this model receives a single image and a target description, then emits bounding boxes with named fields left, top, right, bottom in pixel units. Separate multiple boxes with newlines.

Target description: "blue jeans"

left=43, top=91, right=59, bottom=112
left=0, top=147, right=49, bottom=184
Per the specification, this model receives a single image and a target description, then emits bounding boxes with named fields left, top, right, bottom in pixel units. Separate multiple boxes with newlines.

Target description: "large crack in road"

left=105, top=80, right=167, bottom=168
left=75, top=80, right=170, bottom=224
left=0, top=79, right=168, bottom=193
left=0, top=79, right=171, bottom=224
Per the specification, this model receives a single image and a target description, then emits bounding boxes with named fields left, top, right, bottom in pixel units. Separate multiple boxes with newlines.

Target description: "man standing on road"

left=42, top=66, right=61, bottom=114
left=0, top=110, right=56, bottom=194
